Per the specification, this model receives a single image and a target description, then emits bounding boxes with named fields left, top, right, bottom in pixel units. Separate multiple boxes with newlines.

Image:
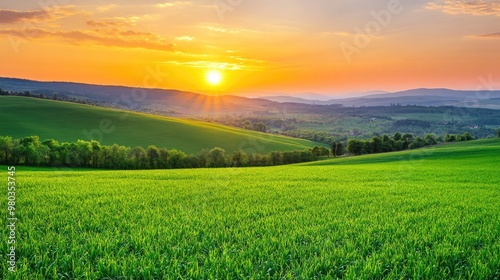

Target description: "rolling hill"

left=3, top=77, right=500, bottom=116
left=262, top=88, right=500, bottom=109
left=0, top=96, right=321, bottom=154
left=301, top=138, right=500, bottom=167
left=0, top=77, right=277, bottom=116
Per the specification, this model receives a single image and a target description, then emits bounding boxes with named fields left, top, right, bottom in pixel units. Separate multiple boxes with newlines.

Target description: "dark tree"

left=424, top=134, right=437, bottom=145
left=402, top=133, right=413, bottom=143
left=270, top=151, right=282, bottom=165
left=42, top=139, right=59, bottom=164
left=0, top=136, right=13, bottom=164
left=19, top=136, right=41, bottom=165
left=402, top=133, right=414, bottom=149
left=254, top=122, right=268, bottom=133
left=318, top=146, right=330, bottom=156
left=393, top=132, right=402, bottom=141
left=331, top=141, right=337, bottom=157
left=445, top=134, right=457, bottom=142
left=129, top=146, right=148, bottom=169
left=335, top=142, right=344, bottom=157
left=168, top=149, right=187, bottom=168
left=101, top=146, right=111, bottom=168
left=90, top=140, right=102, bottom=168
left=311, top=146, right=321, bottom=157
left=158, top=148, right=169, bottom=169
left=347, top=139, right=362, bottom=155
left=462, top=132, right=474, bottom=141
left=147, top=145, right=160, bottom=169
left=207, top=147, right=225, bottom=168
left=371, top=137, right=383, bottom=153
left=231, top=150, right=248, bottom=167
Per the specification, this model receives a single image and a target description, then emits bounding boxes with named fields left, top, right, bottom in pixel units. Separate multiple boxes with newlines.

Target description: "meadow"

left=0, top=96, right=320, bottom=154
left=1, top=139, right=499, bottom=279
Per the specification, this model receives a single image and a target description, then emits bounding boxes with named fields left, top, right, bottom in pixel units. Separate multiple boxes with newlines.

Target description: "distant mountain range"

left=1, top=77, right=500, bottom=115
left=261, top=88, right=500, bottom=109
left=251, top=91, right=389, bottom=101
left=0, top=77, right=276, bottom=116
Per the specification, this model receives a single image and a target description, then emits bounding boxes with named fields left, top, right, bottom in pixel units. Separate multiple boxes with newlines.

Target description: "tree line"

left=346, top=132, right=474, bottom=155
left=0, top=131, right=484, bottom=169
left=0, top=136, right=322, bottom=169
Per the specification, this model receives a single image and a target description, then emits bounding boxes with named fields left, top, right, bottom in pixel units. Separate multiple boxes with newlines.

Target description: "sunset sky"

left=1, top=0, right=499, bottom=96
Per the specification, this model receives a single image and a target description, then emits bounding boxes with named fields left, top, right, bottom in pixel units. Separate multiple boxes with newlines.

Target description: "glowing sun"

left=206, top=70, right=222, bottom=86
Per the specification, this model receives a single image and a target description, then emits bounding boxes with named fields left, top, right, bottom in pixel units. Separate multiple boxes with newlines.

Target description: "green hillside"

left=0, top=96, right=320, bottom=153
left=2, top=139, right=499, bottom=278
left=302, top=138, right=500, bottom=166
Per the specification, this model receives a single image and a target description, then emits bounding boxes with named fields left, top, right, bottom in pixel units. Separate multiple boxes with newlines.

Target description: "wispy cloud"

left=426, top=0, right=500, bottom=16
left=163, top=55, right=267, bottom=71
left=86, top=15, right=144, bottom=28
left=0, top=28, right=175, bottom=51
left=0, top=6, right=79, bottom=24
left=96, top=4, right=117, bottom=13
left=86, top=20, right=126, bottom=27
left=0, top=10, right=48, bottom=24
left=205, top=25, right=239, bottom=34
left=473, top=32, right=500, bottom=38
left=0, top=6, right=84, bottom=24
left=165, top=60, right=243, bottom=70
left=175, top=36, right=194, bottom=41
left=156, top=1, right=192, bottom=8
left=0, top=6, right=175, bottom=51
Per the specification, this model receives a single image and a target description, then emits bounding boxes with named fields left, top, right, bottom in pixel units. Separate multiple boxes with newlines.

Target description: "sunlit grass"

left=0, top=96, right=320, bottom=154
left=1, top=139, right=499, bottom=279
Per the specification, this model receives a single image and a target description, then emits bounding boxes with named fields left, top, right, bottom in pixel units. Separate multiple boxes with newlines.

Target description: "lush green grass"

left=303, top=139, right=500, bottom=166
left=1, top=139, right=500, bottom=279
left=0, top=96, right=320, bottom=154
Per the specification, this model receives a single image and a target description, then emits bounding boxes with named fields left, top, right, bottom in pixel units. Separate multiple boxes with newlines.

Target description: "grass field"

left=1, top=139, right=500, bottom=279
left=0, top=96, right=320, bottom=154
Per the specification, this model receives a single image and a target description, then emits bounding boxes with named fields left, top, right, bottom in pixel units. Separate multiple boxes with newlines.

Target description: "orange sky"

left=1, top=1, right=499, bottom=96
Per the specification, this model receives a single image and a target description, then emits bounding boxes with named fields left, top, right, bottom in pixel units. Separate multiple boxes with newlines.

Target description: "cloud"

left=0, top=7, right=174, bottom=51
left=163, top=55, right=267, bottom=71
left=425, top=0, right=500, bottom=16
left=0, top=9, right=49, bottom=24
left=86, top=20, right=126, bottom=27
left=165, top=60, right=240, bottom=69
left=156, top=1, right=192, bottom=8
left=86, top=16, right=144, bottom=28
left=175, top=36, right=194, bottom=41
left=0, top=6, right=82, bottom=24
left=96, top=4, right=117, bottom=13
left=319, top=31, right=355, bottom=37
left=205, top=25, right=239, bottom=34
left=0, top=28, right=175, bottom=51
left=473, top=32, right=500, bottom=38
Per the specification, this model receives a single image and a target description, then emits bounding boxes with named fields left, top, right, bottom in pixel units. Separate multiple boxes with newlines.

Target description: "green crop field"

left=0, top=96, right=320, bottom=154
left=1, top=139, right=499, bottom=279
